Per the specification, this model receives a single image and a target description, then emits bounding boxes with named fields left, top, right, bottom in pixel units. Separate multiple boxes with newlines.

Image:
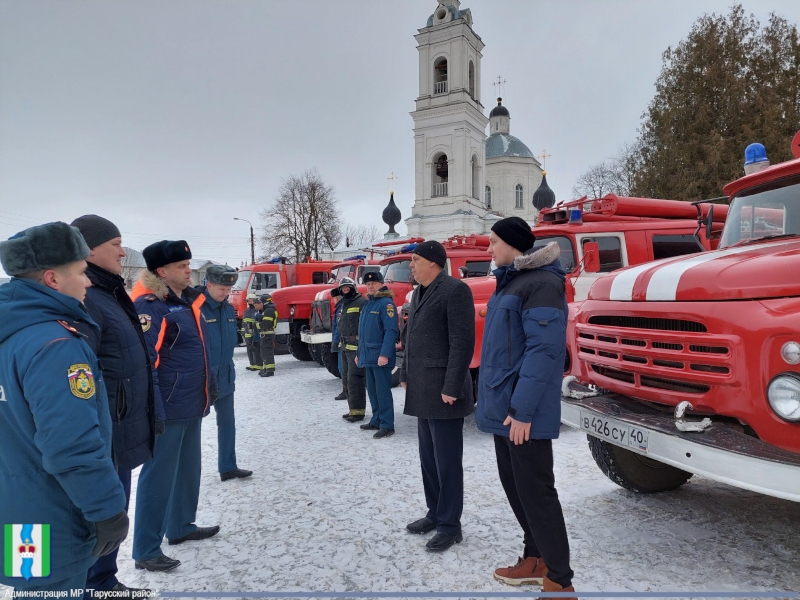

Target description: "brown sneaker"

left=493, top=556, right=547, bottom=586
left=543, top=576, right=576, bottom=600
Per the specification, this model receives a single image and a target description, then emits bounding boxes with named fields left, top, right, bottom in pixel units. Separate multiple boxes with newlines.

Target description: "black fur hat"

left=363, top=271, right=384, bottom=284
left=205, top=264, right=238, bottom=286
left=0, top=222, right=90, bottom=276
left=143, top=240, right=192, bottom=272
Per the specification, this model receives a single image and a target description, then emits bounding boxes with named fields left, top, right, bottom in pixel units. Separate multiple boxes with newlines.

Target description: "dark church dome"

left=532, top=172, right=556, bottom=210
left=489, top=97, right=510, bottom=118
left=382, top=192, right=402, bottom=234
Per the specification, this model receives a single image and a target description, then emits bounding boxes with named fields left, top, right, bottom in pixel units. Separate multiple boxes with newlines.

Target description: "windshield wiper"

left=729, top=232, right=800, bottom=247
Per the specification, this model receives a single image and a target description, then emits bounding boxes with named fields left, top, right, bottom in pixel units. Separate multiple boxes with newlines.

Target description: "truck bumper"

left=561, top=390, right=800, bottom=502
left=301, top=331, right=332, bottom=344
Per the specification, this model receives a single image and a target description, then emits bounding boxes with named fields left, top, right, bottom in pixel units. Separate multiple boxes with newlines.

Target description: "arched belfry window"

left=468, top=61, right=475, bottom=97
left=515, top=184, right=524, bottom=209
left=434, top=58, right=448, bottom=94
left=471, top=155, right=479, bottom=199
left=485, top=185, right=492, bottom=209
left=433, top=153, right=449, bottom=197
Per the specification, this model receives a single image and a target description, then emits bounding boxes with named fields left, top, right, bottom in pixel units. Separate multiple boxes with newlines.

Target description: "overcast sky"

left=2, top=0, right=800, bottom=274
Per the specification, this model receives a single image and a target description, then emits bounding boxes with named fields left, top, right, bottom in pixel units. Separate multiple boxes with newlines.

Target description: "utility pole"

left=233, top=217, right=255, bottom=265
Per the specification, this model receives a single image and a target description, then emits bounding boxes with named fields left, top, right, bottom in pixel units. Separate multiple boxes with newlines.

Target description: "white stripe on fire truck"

left=645, top=240, right=799, bottom=301
left=608, top=257, right=676, bottom=301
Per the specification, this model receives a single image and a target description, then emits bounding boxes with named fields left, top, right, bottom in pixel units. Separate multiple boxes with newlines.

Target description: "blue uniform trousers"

left=214, top=393, right=237, bottom=473
left=132, top=418, right=202, bottom=561
left=418, top=417, right=464, bottom=536
left=84, top=468, right=132, bottom=596
left=365, top=367, right=394, bottom=430
left=15, top=570, right=89, bottom=594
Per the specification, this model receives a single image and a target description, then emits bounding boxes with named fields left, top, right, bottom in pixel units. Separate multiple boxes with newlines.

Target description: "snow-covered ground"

left=6, top=349, right=800, bottom=596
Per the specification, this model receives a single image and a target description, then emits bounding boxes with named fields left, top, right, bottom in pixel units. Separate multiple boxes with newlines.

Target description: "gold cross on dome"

left=387, top=172, right=398, bottom=192
left=537, top=149, right=552, bottom=170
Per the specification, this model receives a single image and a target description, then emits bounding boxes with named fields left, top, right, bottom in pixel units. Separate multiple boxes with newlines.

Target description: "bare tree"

left=121, top=247, right=145, bottom=290
left=571, top=162, right=615, bottom=200
left=342, top=223, right=381, bottom=249
left=571, top=142, right=641, bottom=200
left=259, top=169, right=343, bottom=262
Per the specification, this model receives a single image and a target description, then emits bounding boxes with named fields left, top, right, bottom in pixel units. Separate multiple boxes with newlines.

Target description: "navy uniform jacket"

left=357, top=287, right=399, bottom=368
left=132, top=270, right=215, bottom=422
left=476, top=242, right=568, bottom=439
left=76, top=262, right=155, bottom=471
left=200, top=290, right=237, bottom=399
left=331, top=300, right=343, bottom=351
left=0, top=278, right=126, bottom=586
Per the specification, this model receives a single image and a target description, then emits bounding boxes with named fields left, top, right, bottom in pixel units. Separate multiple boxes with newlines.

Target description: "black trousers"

left=260, top=332, right=275, bottom=372
left=342, top=350, right=366, bottom=414
left=418, top=417, right=464, bottom=536
left=493, top=435, right=573, bottom=588
left=245, top=336, right=257, bottom=366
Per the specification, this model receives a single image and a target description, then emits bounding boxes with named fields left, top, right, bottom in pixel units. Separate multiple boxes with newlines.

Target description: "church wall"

left=485, top=157, right=542, bottom=222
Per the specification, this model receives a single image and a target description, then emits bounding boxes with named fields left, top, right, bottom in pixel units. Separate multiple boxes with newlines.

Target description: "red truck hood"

left=589, top=239, right=800, bottom=302
left=462, top=275, right=496, bottom=302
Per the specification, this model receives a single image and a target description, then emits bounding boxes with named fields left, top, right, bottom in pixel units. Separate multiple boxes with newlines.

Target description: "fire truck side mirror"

left=705, top=205, right=715, bottom=239
left=583, top=242, right=600, bottom=273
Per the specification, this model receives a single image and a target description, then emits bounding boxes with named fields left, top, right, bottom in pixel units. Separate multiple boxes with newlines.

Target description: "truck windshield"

left=534, top=236, right=576, bottom=272
left=719, top=178, right=799, bottom=248
left=381, top=260, right=412, bottom=283
left=231, top=270, right=251, bottom=291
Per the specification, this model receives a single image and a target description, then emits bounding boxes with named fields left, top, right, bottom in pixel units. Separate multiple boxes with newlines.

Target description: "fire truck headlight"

left=780, top=342, right=800, bottom=364
left=290, top=306, right=295, bottom=317
left=767, top=374, right=800, bottom=422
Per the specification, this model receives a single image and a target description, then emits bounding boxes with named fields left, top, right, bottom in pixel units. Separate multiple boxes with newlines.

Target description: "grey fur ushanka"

left=401, top=270, right=475, bottom=420
left=0, top=222, right=89, bottom=276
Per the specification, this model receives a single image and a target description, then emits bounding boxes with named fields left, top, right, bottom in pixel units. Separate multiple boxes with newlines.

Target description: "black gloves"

left=92, top=510, right=129, bottom=557
left=210, top=387, right=219, bottom=405
left=154, top=420, right=165, bottom=436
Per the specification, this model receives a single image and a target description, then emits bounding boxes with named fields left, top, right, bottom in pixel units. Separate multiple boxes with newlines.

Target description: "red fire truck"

left=270, top=252, right=397, bottom=364
left=398, top=195, right=727, bottom=398
left=228, top=259, right=337, bottom=348
left=563, top=137, right=800, bottom=502
left=303, top=235, right=494, bottom=381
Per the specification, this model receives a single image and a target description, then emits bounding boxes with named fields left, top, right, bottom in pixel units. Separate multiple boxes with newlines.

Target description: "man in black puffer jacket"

left=71, top=215, right=155, bottom=597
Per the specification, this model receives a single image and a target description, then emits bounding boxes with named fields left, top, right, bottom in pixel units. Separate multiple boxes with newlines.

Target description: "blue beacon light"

left=568, top=208, right=583, bottom=225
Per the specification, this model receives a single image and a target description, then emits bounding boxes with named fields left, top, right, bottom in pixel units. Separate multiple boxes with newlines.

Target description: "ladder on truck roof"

left=539, top=194, right=728, bottom=224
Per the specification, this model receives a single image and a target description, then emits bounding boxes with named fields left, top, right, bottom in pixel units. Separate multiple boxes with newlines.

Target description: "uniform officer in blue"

left=0, top=222, right=128, bottom=593
left=131, top=240, right=219, bottom=572
left=356, top=271, right=399, bottom=439
left=201, top=265, right=253, bottom=482
left=71, top=215, right=155, bottom=597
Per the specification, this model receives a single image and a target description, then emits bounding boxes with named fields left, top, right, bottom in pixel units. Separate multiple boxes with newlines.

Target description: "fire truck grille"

left=577, top=314, right=733, bottom=398
left=588, top=315, right=707, bottom=332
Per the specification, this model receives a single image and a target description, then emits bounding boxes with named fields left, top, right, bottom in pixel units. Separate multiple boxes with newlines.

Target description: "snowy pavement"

left=7, top=348, right=800, bottom=596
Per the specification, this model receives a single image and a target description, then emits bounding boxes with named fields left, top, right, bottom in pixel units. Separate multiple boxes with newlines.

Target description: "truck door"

left=574, top=233, right=627, bottom=301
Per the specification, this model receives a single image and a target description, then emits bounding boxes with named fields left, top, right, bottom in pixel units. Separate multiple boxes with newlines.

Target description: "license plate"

left=579, top=410, right=649, bottom=454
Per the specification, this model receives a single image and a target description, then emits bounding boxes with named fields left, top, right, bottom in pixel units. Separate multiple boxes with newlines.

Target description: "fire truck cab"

left=564, top=138, right=800, bottom=502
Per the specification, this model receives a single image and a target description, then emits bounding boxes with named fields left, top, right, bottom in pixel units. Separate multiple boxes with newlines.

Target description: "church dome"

left=532, top=172, right=556, bottom=210
left=489, top=97, right=510, bottom=118
left=485, top=133, right=534, bottom=159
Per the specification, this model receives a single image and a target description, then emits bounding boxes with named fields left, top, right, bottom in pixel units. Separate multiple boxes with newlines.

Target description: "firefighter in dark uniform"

left=357, top=271, right=399, bottom=438
left=338, top=277, right=367, bottom=422
left=243, top=294, right=261, bottom=371
left=330, top=287, right=347, bottom=401
left=256, top=294, right=278, bottom=377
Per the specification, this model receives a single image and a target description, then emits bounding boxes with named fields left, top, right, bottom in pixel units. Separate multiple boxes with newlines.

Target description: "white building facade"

left=405, top=1, right=544, bottom=241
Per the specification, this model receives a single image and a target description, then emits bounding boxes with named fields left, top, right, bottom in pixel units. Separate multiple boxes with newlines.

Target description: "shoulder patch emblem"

left=57, top=320, right=80, bottom=336
left=139, top=314, right=152, bottom=332
left=386, top=304, right=395, bottom=318
left=68, top=364, right=95, bottom=399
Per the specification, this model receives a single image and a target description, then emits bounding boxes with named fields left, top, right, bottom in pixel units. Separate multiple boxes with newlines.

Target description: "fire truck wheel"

left=321, top=344, right=341, bottom=378
left=587, top=435, right=692, bottom=493
left=288, top=335, right=314, bottom=361
left=308, top=342, right=322, bottom=365
left=275, top=335, right=290, bottom=355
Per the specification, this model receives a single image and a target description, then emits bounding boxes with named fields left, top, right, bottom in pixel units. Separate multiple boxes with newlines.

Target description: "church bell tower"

left=405, top=1, right=490, bottom=240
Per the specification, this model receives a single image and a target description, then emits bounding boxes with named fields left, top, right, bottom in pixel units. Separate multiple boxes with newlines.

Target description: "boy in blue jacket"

left=0, top=223, right=128, bottom=593
left=476, top=217, right=576, bottom=597
left=356, top=271, right=398, bottom=439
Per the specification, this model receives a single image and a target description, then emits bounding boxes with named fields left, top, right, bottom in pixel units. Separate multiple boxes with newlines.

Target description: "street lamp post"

left=233, top=218, right=255, bottom=265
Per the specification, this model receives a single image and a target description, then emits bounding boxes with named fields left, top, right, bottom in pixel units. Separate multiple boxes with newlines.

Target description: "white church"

left=404, top=0, right=552, bottom=241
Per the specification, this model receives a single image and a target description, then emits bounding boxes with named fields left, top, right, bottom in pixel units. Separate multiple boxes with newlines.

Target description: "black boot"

left=360, top=423, right=380, bottom=431
left=220, top=468, right=253, bottom=481
left=335, top=391, right=348, bottom=401
left=344, top=414, right=364, bottom=422
left=168, top=525, right=220, bottom=545
left=425, top=532, right=463, bottom=552
left=406, top=517, right=436, bottom=534
left=373, top=428, right=395, bottom=439
left=134, top=555, right=181, bottom=571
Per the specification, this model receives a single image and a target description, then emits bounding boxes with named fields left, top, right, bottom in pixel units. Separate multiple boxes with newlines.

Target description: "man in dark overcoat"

left=400, top=240, right=475, bottom=553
